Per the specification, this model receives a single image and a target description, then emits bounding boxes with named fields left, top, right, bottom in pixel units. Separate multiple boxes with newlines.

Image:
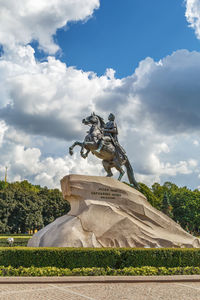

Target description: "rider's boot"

left=96, top=140, right=103, bottom=153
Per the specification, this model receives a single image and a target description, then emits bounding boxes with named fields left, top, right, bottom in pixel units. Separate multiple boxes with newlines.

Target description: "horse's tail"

left=125, top=158, right=138, bottom=189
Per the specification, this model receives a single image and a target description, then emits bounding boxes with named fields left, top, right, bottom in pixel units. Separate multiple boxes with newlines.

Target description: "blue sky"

left=53, top=0, right=200, bottom=78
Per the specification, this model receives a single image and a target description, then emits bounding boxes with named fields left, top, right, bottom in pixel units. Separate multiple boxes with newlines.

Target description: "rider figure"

left=96, top=113, right=126, bottom=159
left=96, top=113, right=117, bottom=152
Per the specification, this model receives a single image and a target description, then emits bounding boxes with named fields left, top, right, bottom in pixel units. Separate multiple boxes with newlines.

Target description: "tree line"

left=0, top=180, right=70, bottom=234
left=139, top=181, right=200, bottom=235
left=0, top=179, right=199, bottom=235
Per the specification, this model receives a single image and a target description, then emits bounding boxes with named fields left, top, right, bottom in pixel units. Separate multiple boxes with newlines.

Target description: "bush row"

left=0, top=248, right=200, bottom=268
left=0, top=234, right=32, bottom=237
left=0, top=236, right=31, bottom=239
left=0, top=266, right=200, bottom=276
left=0, top=238, right=30, bottom=247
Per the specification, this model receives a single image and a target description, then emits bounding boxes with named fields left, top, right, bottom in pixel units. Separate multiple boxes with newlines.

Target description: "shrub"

left=0, top=248, right=200, bottom=269
left=118, top=248, right=200, bottom=268
left=0, top=237, right=30, bottom=247
left=0, top=266, right=200, bottom=276
left=0, top=247, right=120, bottom=268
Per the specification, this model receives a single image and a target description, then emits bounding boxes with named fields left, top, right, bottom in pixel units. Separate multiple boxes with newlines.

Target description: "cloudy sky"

left=0, top=0, right=200, bottom=189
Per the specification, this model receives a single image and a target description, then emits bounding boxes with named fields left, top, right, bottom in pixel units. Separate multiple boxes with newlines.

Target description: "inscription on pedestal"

left=91, top=187, right=123, bottom=200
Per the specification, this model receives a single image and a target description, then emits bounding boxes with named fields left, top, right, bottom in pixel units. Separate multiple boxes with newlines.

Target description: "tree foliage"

left=140, top=181, right=200, bottom=235
left=0, top=180, right=70, bottom=233
left=138, top=183, right=161, bottom=210
left=0, top=178, right=200, bottom=235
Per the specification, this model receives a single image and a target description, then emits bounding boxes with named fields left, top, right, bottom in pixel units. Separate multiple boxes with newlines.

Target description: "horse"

left=69, top=113, right=138, bottom=188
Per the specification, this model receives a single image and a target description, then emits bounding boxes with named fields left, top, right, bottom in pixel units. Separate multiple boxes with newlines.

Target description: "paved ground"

left=0, top=276, right=200, bottom=300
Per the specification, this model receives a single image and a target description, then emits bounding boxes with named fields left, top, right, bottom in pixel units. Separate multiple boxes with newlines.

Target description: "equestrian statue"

left=69, top=112, right=138, bottom=188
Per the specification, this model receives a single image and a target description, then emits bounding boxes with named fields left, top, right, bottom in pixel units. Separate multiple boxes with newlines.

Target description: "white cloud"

left=0, top=121, right=7, bottom=147
left=162, top=160, right=195, bottom=176
left=0, top=0, right=200, bottom=189
left=1, top=46, right=200, bottom=188
left=0, top=46, right=121, bottom=141
left=0, top=133, right=104, bottom=188
left=0, top=0, right=100, bottom=53
left=129, top=50, right=200, bottom=135
left=188, top=158, right=198, bottom=167
left=193, top=140, right=199, bottom=146
left=4, top=127, right=31, bottom=146
left=185, top=0, right=200, bottom=39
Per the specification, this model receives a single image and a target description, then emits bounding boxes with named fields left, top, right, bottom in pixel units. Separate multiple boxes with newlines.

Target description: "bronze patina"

left=69, top=112, right=138, bottom=188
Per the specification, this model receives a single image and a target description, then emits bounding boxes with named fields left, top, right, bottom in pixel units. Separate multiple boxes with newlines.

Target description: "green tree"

left=0, top=188, right=15, bottom=233
left=169, top=187, right=200, bottom=234
left=7, top=182, right=43, bottom=233
left=152, top=182, right=178, bottom=203
left=40, top=187, right=70, bottom=226
left=161, top=192, right=173, bottom=218
left=0, top=180, right=70, bottom=234
left=138, top=183, right=161, bottom=209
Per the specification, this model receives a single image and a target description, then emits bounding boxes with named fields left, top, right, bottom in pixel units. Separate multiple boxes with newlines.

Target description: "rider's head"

left=108, top=113, right=115, bottom=121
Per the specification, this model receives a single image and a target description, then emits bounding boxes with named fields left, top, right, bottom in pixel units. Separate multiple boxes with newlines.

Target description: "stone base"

left=28, top=175, right=200, bottom=248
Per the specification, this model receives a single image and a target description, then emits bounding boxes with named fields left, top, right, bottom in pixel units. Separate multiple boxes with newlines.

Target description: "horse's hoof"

left=106, top=173, right=113, bottom=177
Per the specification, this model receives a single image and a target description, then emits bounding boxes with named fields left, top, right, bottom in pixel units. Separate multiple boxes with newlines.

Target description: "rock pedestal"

left=28, top=174, right=200, bottom=248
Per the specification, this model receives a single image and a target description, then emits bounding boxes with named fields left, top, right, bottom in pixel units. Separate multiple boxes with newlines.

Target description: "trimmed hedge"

left=0, top=248, right=200, bottom=269
left=118, top=248, right=200, bottom=268
left=0, top=234, right=32, bottom=237
left=0, top=247, right=120, bottom=268
left=0, top=237, right=30, bottom=247
left=0, top=266, right=200, bottom=276
left=0, top=236, right=31, bottom=238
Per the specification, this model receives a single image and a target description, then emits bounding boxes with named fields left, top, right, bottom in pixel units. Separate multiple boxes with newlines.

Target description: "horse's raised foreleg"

left=69, top=141, right=84, bottom=156
left=81, top=149, right=90, bottom=159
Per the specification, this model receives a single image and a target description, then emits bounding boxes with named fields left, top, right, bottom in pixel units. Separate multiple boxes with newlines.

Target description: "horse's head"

left=82, top=112, right=101, bottom=127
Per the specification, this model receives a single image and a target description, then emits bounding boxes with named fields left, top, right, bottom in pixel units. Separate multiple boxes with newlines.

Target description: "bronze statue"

left=96, top=113, right=117, bottom=153
left=69, top=112, right=138, bottom=188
